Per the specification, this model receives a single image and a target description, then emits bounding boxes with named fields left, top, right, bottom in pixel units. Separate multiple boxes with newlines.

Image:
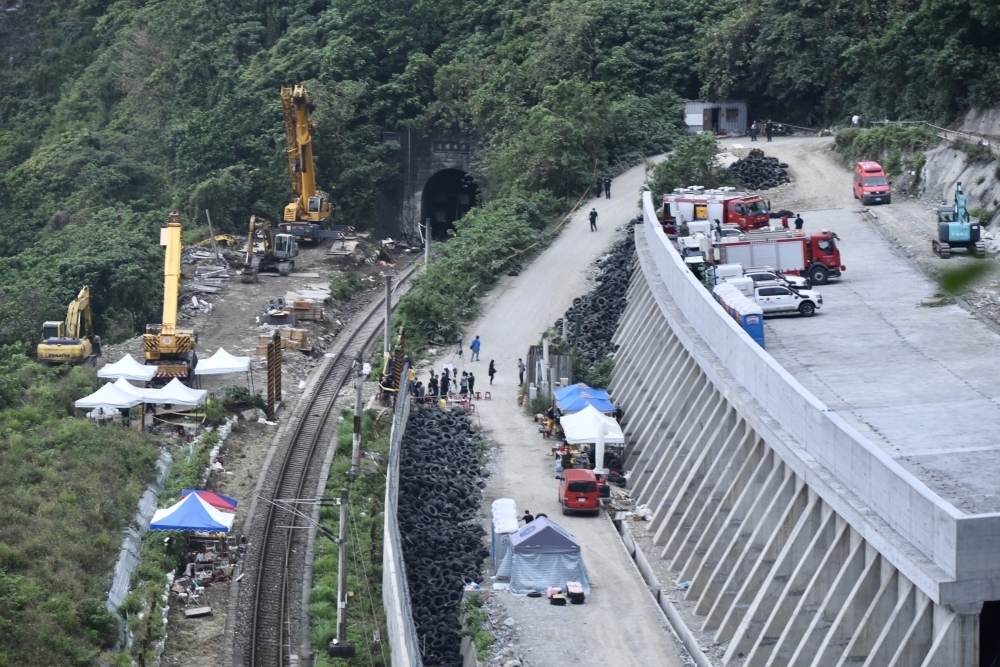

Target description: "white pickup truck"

left=753, top=285, right=823, bottom=317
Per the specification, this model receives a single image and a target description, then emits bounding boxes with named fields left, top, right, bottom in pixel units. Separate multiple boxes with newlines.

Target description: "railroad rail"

left=239, top=266, right=417, bottom=667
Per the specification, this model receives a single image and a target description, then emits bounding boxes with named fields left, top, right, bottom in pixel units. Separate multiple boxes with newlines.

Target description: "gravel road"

left=426, top=159, right=688, bottom=667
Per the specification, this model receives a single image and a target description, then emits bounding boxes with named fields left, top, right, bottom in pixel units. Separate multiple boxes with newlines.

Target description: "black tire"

left=808, top=265, right=830, bottom=285
left=799, top=301, right=816, bottom=317
left=562, top=506, right=569, bottom=515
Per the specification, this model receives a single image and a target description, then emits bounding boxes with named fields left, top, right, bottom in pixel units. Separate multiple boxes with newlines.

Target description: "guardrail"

left=869, top=119, right=1000, bottom=157
left=640, top=191, right=1000, bottom=606
left=383, top=362, right=423, bottom=667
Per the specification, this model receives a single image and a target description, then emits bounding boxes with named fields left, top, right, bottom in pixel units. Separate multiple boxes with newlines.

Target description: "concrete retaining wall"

left=630, top=191, right=1000, bottom=606
left=384, top=365, right=423, bottom=667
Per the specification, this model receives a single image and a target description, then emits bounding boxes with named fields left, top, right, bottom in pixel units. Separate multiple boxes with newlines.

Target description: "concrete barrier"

left=383, top=364, right=423, bottom=667
left=638, top=191, right=1000, bottom=606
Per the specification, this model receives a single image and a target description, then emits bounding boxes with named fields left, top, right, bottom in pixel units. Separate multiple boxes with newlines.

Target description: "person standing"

left=750, top=120, right=758, bottom=141
left=460, top=372, right=469, bottom=398
left=604, top=177, right=611, bottom=199
left=427, top=374, right=438, bottom=401
left=470, top=335, right=481, bottom=361
left=468, top=372, right=476, bottom=397
left=408, top=366, right=416, bottom=394
left=781, top=213, right=789, bottom=229
left=517, top=358, right=526, bottom=385
left=595, top=176, right=603, bottom=197
left=440, top=370, right=451, bottom=398
left=589, top=207, right=598, bottom=232
left=851, top=114, right=860, bottom=128
left=794, top=213, right=804, bottom=232
left=488, top=360, right=496, bottom=385
left=765, top=119, right=774, bottom=142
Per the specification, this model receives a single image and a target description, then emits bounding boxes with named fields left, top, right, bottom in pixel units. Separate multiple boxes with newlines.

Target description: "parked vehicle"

left=753, top=285, right=822, bottom=317
left=933, top=181, right=985, bottom=259
left=662, top=187, right=771, bottom=237
left=716, top=230, right=844, bottom=285
left=559, top=469, right=601, bottom=516
left=744, top=268, right=810, bottom=289
left=853, top=161, right=891, bottom=205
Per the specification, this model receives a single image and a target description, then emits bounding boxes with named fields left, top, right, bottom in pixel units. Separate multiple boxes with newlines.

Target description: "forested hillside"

left=2, top=0, right=1000, bottom=342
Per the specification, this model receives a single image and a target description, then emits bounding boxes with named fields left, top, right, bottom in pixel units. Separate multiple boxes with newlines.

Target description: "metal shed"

left=685, top=100, right=748, bottom=135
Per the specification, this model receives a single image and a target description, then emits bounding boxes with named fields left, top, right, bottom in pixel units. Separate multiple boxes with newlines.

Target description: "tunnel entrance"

left=421, top=169, right=478, bottom=239
left=983, top=600, right=1000, bottom=667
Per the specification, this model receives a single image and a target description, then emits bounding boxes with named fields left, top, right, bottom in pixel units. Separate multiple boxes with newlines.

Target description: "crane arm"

left=64, top=286, right=92, bottom=339
left=160, top=211, right=183, bottom=335
left=280, top=85, right=321, bottom=220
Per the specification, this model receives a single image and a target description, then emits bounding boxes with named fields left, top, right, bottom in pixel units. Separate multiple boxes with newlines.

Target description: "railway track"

left=240, top=267, right=416, bottom=667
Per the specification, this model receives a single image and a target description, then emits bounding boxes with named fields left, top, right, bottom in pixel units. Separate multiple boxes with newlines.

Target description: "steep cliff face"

left=921, top=107, right=1000, bottom=225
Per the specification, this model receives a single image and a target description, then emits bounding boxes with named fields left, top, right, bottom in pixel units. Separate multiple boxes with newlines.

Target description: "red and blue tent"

left=149, top=492, right=235, bottom=532
left=182, top=489, right=238, bottom=512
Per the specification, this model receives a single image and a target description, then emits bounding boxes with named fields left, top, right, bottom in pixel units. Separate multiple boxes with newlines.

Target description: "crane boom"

left=160, top=211, right=182, bottom=335
left=280, top=84, right=333, bottom=232
left=143, top=211, right=196, bottom=383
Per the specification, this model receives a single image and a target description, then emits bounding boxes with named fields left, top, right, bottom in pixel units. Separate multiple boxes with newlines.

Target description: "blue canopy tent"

left=496, top=517, right=590, bottom=595
left=554, top=383, right=615, bottom=414
left=149, top=492, right=235, bottom=532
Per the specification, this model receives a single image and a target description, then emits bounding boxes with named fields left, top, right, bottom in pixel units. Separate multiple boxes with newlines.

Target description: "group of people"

left=748, top=119, right=776, bottom=142
left=780, top=212, right=806, bottom=231
left=594, top=176, right=612, bottom=199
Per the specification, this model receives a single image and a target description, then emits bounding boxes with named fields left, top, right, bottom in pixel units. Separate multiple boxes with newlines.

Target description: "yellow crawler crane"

left=280, top=84, right=333, bottom=242
left=143, top=211, right=197, bottom=384
left=36, top=285, right=101, bottom=364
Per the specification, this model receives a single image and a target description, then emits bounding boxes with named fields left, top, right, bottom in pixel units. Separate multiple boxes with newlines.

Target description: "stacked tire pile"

left=554, top=219, right=637, bottom=363
left=731, top=150, right=790, bottom=191
left=399, top=408, right=488, bottom=667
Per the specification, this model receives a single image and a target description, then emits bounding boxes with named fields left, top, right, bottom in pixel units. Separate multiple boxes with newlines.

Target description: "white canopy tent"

left=97, top=354, right=157, bottom=382
left=559, top=404, right=624, bottom=445
left=75, top=383, right=144, bottom=410
left=114, top=377, right=147, bottom=399
left=142, top=378, right=207, bottom=408
left=194, top=348, right=250, bottom=375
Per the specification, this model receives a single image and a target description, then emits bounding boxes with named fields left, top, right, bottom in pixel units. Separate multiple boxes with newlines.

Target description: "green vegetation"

left=459, top=594, right=494, bottom=662
left=0, top=348, right=160, bottom=667
left=955, top=140, right=996, bottom=164
left=396, top=195, right=561, bottom=344
left=647, top=132, right=735, bottom=200
left=834, top=125, right=939, bottom=178
left=700, top=0, right=1000, bottom=125
left=330, top=270, right=364, bottom=302
left=311, top=409, right=391, bottom=667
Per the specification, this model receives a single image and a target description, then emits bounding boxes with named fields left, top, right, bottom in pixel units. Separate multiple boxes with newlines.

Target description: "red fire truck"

left=715, top=230, right=845, bottom=285
left=662, top=187, right=771, bottom=235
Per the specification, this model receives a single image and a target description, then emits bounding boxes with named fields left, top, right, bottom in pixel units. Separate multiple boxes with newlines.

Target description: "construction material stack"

left=933, top=181, right=985, bottom=258
left=143, top=211, right=197, bottom=384
left=37, top=286, right=101, bottom=364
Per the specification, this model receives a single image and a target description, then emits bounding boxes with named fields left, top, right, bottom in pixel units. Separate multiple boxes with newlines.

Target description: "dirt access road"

left=428, top=159, right=689, bottom=667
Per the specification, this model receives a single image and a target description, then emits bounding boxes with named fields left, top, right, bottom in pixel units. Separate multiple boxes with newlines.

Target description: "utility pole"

left=384, top=275, right=392, bottom=359
left=424, top=218, right=431, bottom=267
left=327, top=488, right=355, bottom=658
left=350, top=353, right=364, bottom=477
left=204, top=209, right=222, bottom=263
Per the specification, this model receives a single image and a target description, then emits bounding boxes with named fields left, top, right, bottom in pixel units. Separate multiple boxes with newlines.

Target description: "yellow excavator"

left=240, top=215, right=299, bottom=283
left=37, top=286, right=102, bottom=364
left=279, top=85, right=351, bottom=243
left=143, top=211, right=197, bottom=384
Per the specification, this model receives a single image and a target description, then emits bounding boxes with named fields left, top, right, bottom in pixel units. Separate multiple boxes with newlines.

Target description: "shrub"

left=647, top=133, right=734, bottom=200
left=330, top=270, right=363, bottom=302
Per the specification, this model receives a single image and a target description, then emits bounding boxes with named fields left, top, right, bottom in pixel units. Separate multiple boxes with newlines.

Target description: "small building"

left=685, top=100, right=748, bottom=135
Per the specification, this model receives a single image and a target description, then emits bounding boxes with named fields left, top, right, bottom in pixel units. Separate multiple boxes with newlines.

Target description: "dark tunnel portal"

left=421, top=169, right=478, bottom=239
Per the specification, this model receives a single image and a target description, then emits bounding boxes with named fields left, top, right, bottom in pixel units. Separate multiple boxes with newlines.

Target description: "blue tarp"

left=149, top=492, right=235, bottom=532
left=554, top=383, right=614, bottom=413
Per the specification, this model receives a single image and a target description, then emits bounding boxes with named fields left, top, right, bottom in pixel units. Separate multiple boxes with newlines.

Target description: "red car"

left=559, top=469, right=601, bottom=516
